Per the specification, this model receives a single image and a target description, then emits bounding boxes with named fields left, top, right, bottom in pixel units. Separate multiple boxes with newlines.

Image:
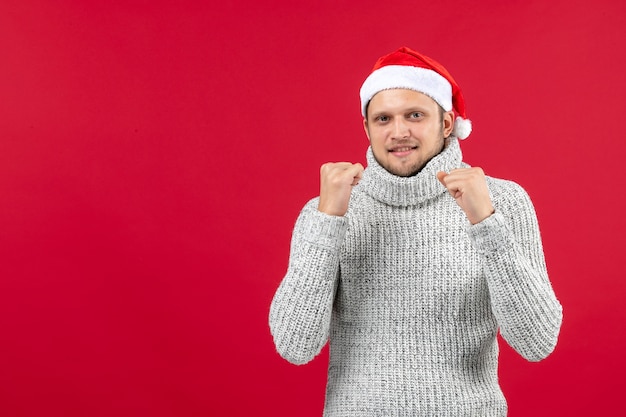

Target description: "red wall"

left=1, top=1, right=624, bottom=416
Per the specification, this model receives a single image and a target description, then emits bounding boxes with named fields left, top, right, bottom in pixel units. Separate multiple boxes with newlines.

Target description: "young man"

left=269, top=46, right=562, bottom=416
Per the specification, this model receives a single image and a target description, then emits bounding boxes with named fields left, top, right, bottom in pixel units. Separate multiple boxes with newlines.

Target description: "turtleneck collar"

left=358, top=138, right=464, bottom=207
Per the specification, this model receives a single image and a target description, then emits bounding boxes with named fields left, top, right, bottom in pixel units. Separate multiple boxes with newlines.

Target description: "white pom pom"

left=453, top=117, right=472, bottom=140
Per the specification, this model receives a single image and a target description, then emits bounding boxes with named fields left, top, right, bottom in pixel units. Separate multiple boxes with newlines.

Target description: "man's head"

left=363, top=89, right=454, bottom=177
left=360, top=47, right=471, bottom=177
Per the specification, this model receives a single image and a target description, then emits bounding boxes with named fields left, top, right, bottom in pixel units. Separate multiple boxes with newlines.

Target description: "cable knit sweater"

left=269, top=138, right=562, bottom=416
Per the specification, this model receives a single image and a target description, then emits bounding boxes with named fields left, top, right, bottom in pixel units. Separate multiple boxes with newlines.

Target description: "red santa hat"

left=360, top=46, right=472, bottom=140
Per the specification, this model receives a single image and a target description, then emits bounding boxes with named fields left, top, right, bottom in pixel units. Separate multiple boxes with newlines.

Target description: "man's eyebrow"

left=404, top=106, right=431, bottom=113
left=369, top=104, right=432, bottom=119
left=368, top=110, right=389, bottom=119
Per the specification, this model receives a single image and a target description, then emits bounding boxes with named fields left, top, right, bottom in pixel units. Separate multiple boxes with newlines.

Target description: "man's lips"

left=389, top=146, right=417, bottom=157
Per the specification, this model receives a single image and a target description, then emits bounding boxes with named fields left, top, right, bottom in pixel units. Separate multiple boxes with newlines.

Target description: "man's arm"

left=269, top=202, right=345, bottom=364
left=269, top=162, right=363, bottom=365
left=467, top=180, right=563, bottom=361
left=438, top=169, right=562, bottom=361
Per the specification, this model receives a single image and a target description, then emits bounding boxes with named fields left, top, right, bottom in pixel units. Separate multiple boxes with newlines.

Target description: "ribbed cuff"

left=296, top=208, right=348, bottom=251
left=466, top=212, right=513, bottom=255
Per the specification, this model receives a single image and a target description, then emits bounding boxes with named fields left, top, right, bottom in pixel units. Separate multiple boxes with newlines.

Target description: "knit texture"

left=269, top=139, right=563, bottom=416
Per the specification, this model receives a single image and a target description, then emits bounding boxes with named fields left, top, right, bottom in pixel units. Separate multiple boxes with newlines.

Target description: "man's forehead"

left=368, top=88, right=439, bottom=109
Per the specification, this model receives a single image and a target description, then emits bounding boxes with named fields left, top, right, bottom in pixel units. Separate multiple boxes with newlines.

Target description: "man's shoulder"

left=484, top=175, right=534, bottom=209
left=485, top=175, right=526, bottom=192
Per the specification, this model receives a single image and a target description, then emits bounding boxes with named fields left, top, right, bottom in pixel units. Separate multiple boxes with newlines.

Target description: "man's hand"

left=437, top=168, right=495, bottom=225
left=318, top=162, right=364, bottom=216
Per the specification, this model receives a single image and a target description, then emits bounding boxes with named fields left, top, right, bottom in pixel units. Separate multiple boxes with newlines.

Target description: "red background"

left=1, top=1, right=625, bottom=416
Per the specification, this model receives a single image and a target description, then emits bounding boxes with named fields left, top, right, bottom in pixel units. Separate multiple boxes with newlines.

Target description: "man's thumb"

left=436, top=171, right=448, bottom=186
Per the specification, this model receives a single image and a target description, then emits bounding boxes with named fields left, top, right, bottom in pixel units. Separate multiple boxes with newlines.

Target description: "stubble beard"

left=376, top=128, right=448, bottom=178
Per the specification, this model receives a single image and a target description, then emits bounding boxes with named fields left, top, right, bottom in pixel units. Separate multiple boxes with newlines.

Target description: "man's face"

left=364, top=89, right=454, bottom=177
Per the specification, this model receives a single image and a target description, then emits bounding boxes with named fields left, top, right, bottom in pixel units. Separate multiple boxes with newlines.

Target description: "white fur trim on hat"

left=360, top=65, right=453, bottom=117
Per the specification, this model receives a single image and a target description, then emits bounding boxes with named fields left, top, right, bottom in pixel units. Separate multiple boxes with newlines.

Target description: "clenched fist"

left=318, top=162, right=364, bottom=216
left=437, top=167, right=495, bottom=225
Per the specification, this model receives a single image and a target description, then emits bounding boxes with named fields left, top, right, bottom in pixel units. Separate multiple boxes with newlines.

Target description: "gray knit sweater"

left=269, top=139, right=562, bottom=416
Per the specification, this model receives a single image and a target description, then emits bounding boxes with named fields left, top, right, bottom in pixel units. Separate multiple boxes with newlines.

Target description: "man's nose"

left=392, top=118, right=410, bottom=139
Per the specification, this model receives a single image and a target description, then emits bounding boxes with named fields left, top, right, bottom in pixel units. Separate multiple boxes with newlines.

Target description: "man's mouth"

left=389, top=146, right=417, bottom=156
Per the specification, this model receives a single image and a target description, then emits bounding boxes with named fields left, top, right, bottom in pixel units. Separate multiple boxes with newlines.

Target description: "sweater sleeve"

left=466, top=182, right=563, bottom=362
left=269, top=198, right=347, bottom=365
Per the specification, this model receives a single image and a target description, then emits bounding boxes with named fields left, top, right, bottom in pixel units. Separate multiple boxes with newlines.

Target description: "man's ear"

left=443, top=111, right=455, bottom=138
left=363, top=118, right=371, bottom=142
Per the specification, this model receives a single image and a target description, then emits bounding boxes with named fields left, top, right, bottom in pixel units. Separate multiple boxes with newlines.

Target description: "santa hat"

left=360, top=46, right=472, bottom=140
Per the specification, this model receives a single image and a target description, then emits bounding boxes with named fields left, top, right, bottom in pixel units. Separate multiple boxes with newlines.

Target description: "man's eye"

left=376, top=116, right=389, bottom=122
left=409, top=112, right=423, bottom=119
